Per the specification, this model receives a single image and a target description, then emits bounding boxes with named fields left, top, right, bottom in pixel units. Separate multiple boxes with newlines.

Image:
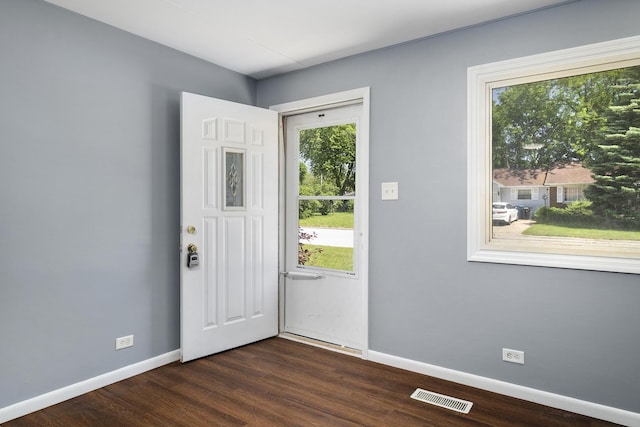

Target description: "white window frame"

left=517, top=189, right=532, bottom=200
left=564, top=186, right=584, bottom=203
left=467, top=35, right=640, bottom=274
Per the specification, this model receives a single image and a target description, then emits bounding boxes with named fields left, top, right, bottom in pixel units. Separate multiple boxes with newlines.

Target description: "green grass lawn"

left=523, top=224, right=640, bottom=240
left=299, top=212, right=353, bottom=229
left=301, top=244, right=353, bottom=271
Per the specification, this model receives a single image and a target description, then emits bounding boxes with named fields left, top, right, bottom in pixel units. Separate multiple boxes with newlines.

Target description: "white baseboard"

left=368, top=350, right=640, bottom=426
left=0, top=349, right=181, bottom=424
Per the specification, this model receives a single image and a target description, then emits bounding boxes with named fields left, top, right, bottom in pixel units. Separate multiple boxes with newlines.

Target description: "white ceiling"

left=44, top=0, right=569, bottom=79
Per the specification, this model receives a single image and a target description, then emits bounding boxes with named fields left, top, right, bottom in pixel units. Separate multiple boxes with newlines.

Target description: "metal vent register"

left=410, top=388, right=473, bottom=414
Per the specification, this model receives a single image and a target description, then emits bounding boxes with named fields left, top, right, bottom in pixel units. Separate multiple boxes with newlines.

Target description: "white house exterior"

left=544, top=162, right=595, bottom=206
left=493, top=163, right=594, bottom=217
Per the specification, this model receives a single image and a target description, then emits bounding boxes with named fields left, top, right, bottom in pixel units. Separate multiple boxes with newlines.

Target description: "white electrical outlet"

left=115, top=335, right=134, bottom=350
left=502, top=348, right=524, bottom=365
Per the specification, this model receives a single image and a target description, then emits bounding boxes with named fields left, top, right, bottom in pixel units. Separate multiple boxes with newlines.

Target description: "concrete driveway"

left=492, top=219, right=535, bottom=239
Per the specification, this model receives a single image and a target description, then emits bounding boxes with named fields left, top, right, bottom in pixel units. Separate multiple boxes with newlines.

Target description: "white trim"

left=0, top=350, right=181, bottom=424
left=368, top=350, right=640, bottom=426
left=467, top=35, right=640, bottom=274
left=270, top=88, right=368, bottom=116
left=271, top=87, right=370, bottom=358
left=531, top=187, right=539, bottom=201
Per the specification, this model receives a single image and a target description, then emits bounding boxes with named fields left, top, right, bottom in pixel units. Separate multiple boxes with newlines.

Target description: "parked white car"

left=492, top=202, right=518, bottom=225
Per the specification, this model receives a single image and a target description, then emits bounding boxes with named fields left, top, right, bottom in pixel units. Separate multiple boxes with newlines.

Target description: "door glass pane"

left=298, top=124, right=356, bottom=197
left=297, top=122, right=356, bottom=272
left=298, top=200, right=354, bottom=271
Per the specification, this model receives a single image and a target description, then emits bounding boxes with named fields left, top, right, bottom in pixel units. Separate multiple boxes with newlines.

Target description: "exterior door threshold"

left=279, top=332, right=363, bottom=358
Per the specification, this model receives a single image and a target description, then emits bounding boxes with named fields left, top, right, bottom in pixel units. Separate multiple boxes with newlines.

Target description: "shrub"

left=299, top=199, right=321, bottom=219
left=298, top=229, right=322, bottom=265
left=534, top=201, right=640, bottom=230
left=534, top=201, right=601, bottom=228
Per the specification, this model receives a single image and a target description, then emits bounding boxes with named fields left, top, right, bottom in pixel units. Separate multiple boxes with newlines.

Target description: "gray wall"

left=0, top=0, right=255, bottom=407
left=2, top=0, right=639, bottom=417
left=258, top=0, right=640, bottom=413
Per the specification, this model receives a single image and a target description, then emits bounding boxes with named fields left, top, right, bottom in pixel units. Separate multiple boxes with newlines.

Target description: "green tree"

left=299, top=124, right=356, bottom=196
left=584, top=67, right=640, bottom=226
left=492, top=70, right=621, bottom=170
left=299, top=161, right=308, bottom=183
left=493, top=81, right=560, bottom=169
left=298, top=161, right=341, bottom=218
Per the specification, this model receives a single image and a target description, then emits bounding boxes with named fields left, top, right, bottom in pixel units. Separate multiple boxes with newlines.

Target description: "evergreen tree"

left=584, top=67, right=640, bottom=226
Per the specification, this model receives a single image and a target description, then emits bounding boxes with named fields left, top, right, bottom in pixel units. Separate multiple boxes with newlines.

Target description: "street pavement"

left=299, top=227, right=354, bottom=248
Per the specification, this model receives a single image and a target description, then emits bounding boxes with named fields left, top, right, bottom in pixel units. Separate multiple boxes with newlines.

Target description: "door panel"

left=285, top=278, right=364, bottom=348
left=180, top=92, right=278, bottom=362
left=283, top=104, right=365, bottom=351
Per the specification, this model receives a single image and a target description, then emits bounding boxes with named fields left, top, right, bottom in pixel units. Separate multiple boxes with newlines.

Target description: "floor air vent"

left=410, top=388, right=473, bottom=414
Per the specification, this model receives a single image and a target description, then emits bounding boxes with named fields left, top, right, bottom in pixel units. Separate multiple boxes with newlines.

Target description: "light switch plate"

left=381, top=182, right=398, bottom=200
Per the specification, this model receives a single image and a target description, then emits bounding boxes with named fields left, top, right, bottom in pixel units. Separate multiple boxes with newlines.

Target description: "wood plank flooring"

left=5, top=338, right=620, bottom=426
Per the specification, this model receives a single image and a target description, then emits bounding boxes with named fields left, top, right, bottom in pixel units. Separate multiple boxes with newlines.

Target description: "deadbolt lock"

left=186, top=243, right=199, bottom=268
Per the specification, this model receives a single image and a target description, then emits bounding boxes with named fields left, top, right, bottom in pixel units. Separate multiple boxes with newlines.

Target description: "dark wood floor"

left=5, top=338, right=620, bottom=426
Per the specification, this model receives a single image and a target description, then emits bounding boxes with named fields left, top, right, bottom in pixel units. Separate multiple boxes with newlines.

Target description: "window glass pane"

left=518, top=189, right=531, bottom=200
left=298, top=124, right=356, bottom=197
left=565, top=187, right=577, bottom=202
left=491, top=65, right=640, bottom=238
left=469, top=37, right=640, bottom=273
left=297, top=200, right=354, bottom=272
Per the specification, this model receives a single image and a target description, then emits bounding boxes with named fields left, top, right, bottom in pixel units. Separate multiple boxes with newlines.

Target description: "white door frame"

left=270, top=87, right=370, bottom=358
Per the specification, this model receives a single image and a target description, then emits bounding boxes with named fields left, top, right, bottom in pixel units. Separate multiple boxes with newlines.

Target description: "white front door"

left=283, top=103, right=367, bottom=352
left=180, top=92, right=278, bottom=362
